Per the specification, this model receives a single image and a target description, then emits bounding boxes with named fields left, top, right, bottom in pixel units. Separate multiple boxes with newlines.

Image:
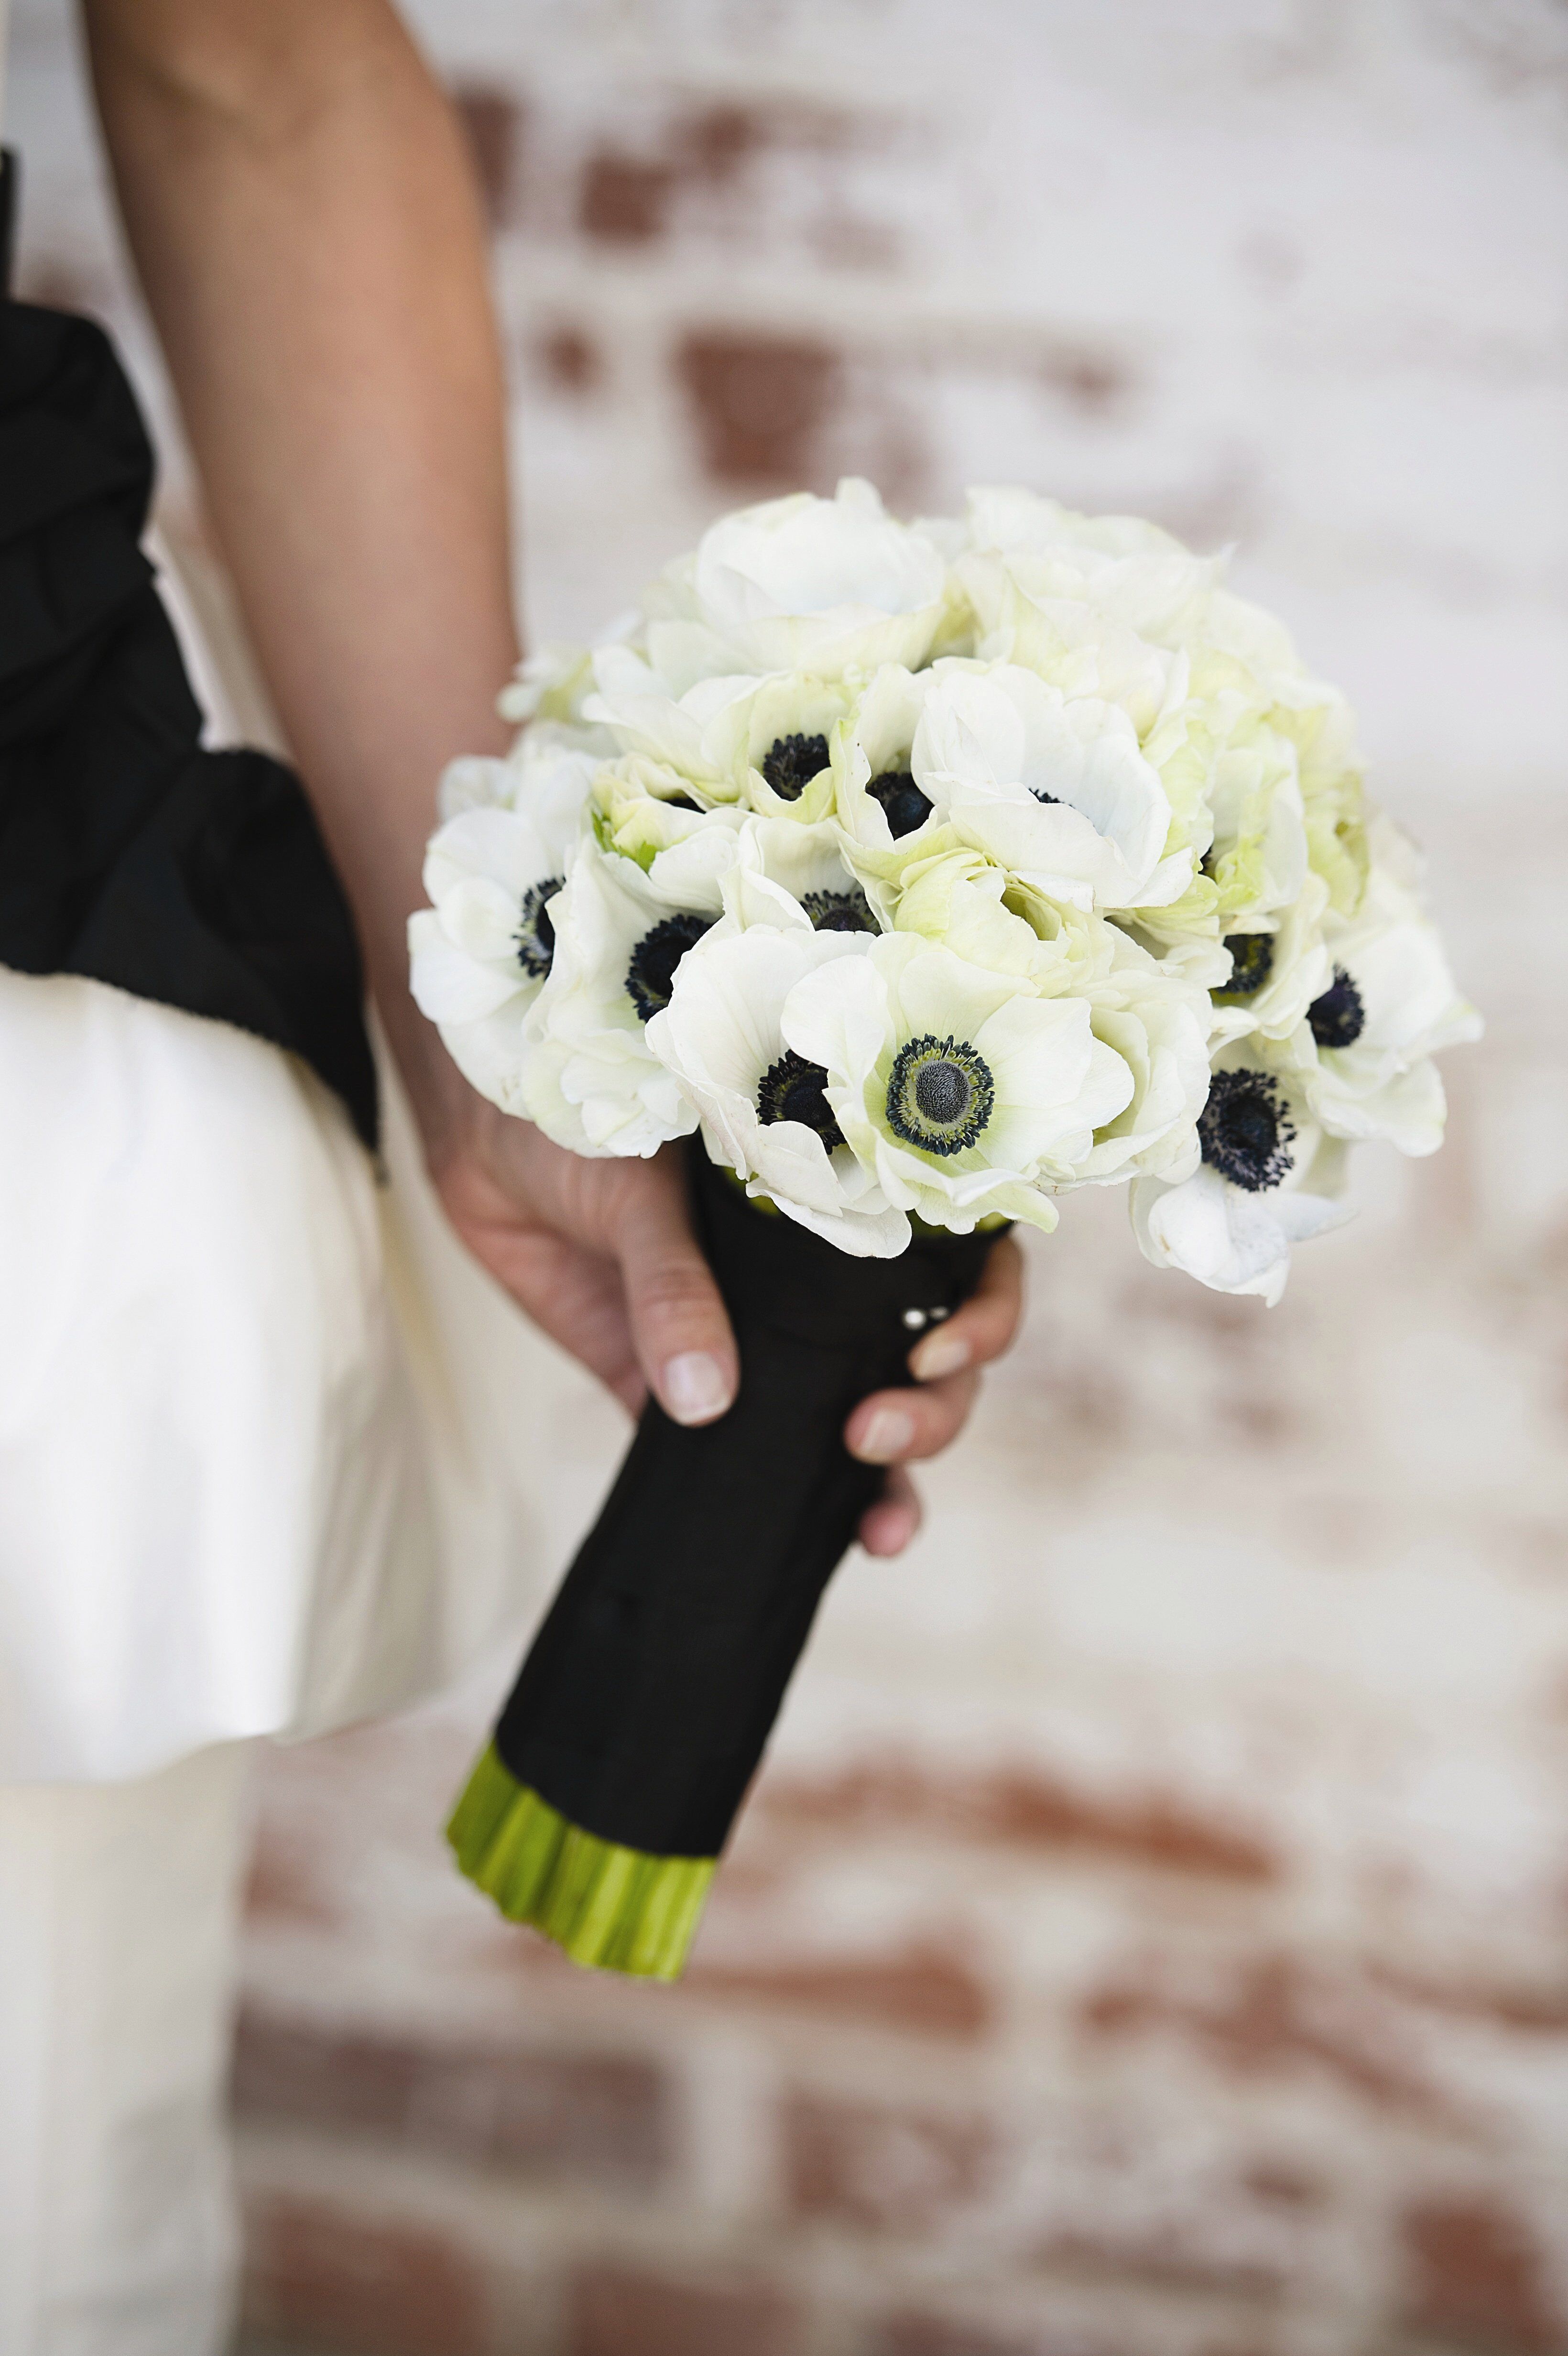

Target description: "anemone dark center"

left=625, top=912, right=711, bottom=1021
left=664, top=791, right=701, bottom=813
left=1307, top=965, right=1365, bottom=1049
left=756, top=1049, right=843, bottom=1148
left=762, top=732, right=828, bottom=802
left=1220, top=931, right=1275, bottom=999
left=868, top=769, right=933, bottom=839
left=1030, top=788, right=1063, bottom=806
left=516, top=877, right=562, bottom=979
left=885, top=1033, right=994, bottom=1157
left=801, top=885, right=875, bottom=934
left=1198, top=1068, right=1296, bottom=1193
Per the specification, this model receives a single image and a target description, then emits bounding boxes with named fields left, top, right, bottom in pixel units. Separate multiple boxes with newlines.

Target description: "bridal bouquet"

left=412, top=480, right=1478, bottom=1978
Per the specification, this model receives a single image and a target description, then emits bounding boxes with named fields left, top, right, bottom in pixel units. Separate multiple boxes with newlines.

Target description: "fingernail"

left=911, top=1331, right=970, bottom=1382
left=855, top=1407, right=915, bottom=1463
left=662, top=1350, right=732, bottom=1426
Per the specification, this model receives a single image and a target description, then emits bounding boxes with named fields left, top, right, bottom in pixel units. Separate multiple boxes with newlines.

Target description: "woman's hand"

left=434, top=1100, right=1025, bottom=1559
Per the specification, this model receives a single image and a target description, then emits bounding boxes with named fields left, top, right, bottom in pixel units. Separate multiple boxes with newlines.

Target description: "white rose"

left=497, top=617, right=640, bottom=728
left=1067, top=933, right=1215, bottom=1187
left=782, top=934, right=1135, bottom=1234
left=648, top=926, right=908, bottom=1258
left=589, top=756, right=749, bottom=867
left=867, top=837, right=1128, bottom=1006
left=1131, top=1041, right=1352, bottom=1304
left=666, top=478, right=947, bottom=679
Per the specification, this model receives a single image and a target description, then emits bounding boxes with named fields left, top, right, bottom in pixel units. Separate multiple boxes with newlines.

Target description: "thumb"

left=610, top=1150, right=739, bottom=1426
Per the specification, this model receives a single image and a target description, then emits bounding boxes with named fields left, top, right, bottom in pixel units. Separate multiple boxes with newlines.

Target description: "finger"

left=845, top=1367, right=980, bottom=1466
left=905, top=1232, right=1025, bottom=1384
left=858, top=1466, right=922, bottom=1557
left=610, top=1153, right=740, bottom=1426
left=440, top=1189, right=647, bottom=1416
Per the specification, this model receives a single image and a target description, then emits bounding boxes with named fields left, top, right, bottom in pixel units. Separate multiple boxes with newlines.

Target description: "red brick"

left=784, top=2091, right=994, bottom=2236
left=676, top=333, right=840, bottom=487
left=1080, top=1956, right=1450, bottom=2118
left=232, top=2010, right=669, bottom=2185
left=453, top=84, right=522, bottom=226
left=1401, top=2195, right=1566, bottom=2352
left=243, top=2194, right=489, bottom=2356
left=233, top=2011, right=415, bottom=2136
left=568, top=2266, right=799, bottom=2356
left=537, top=325, right=602, bottom=396
left=870, top=2315, right=1047, bottom=2356
left=689, top=1940, right=991, bottom=2039
left=1371, top=1961, right=1568, bottom=2034
left=579, top=151, right=675, bottom=243
left=1242, top=2160, right=1325, bottom=2209
left=759, top=1757, right=1279, bottom=1884
left=1044, top=2230, right=1285, bottom=2301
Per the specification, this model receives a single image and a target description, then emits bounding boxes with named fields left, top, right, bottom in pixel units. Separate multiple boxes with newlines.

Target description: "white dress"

left=0, top=538, right=564, bottom=2356
left=0, top=540, right=556, bottom=1783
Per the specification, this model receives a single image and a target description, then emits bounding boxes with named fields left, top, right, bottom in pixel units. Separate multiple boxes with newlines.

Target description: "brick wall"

left=9, top=0, right=1568, bottom=2349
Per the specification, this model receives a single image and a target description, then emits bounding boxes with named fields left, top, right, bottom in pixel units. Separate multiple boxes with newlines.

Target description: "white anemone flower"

left=526, top=835, right=736, bottom=1156
left=647, top=926, right=908, bottom=1258
left=832, top=662, right=947, bottom=858
left=585, top=647, right=852, bottom=823
left=1208, top=872, right=1332, bottom=1048
left=652, top=478, right=947, bottom=681
left=407, top=734, right=599, bottom=1115
left=912, top=663, right=1187, bottom=912
left=716, top=817, right=879, bottom=941
left=1285, top=829, right=1481, bottom=1154
left=1131, top=1040, right=1352, bottom=1304
left=782, top=934, right=1135, bottom=1235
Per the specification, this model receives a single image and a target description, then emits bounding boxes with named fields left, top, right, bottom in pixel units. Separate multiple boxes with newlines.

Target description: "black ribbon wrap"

left=0, top=237, right=378, bottom=1148
left=494, top=1143, right=999, bottom=1862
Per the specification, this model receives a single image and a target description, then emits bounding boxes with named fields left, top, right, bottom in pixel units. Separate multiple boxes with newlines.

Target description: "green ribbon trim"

left=446, top=1743, right=716, bottom=1981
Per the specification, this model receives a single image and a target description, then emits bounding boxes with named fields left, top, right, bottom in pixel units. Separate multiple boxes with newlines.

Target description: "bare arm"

left=83, top=0, right=1020, bottom=1541
left=83, top=0, right=508, bottom=1140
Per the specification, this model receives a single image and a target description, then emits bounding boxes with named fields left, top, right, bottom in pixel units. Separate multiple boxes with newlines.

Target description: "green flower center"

left=800, top=886, right=875, bottom=934
left=625, top=913, right=711, bottom=1021
left=516, top=878, right=562, bottom=978
left=868, top=769, right=933, bottom=839
left=1198, top=1069, right=1295, bottom=1192
left=756, top=1050, right=843, bottom=1148
left=1307, top=965, right=1365, bottom=1049
left=885, top=1033, right=995, bottom=1157
left=762, top=733, right=828, bottom=802
left=1219, top=931, right=1274, bottom=999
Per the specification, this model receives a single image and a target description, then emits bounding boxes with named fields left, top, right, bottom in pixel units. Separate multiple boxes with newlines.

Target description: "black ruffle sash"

left=0, top=276, right=378, bottom=1149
